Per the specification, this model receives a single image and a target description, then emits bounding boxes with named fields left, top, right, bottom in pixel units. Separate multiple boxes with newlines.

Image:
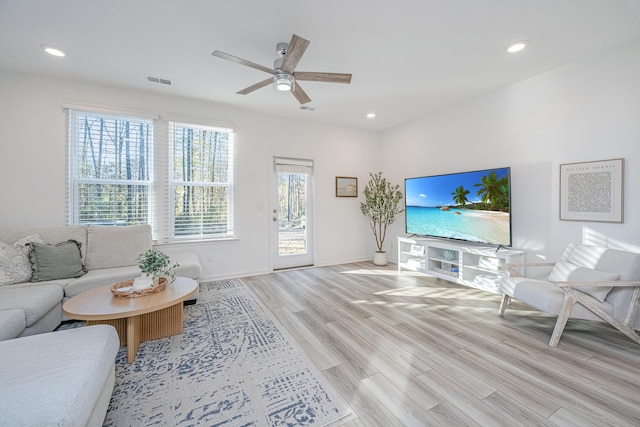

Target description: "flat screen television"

left=404, top=167, right=512, bottom=247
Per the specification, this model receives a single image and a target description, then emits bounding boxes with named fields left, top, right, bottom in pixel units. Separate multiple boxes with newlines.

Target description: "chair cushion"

left=561, top=244, right=607, bottom=268
left=502, top=276, right=612, bottom=321
left=562, top=243, right=640, bottom=281
left=548, top=260, right=619, bottom=302
left=84, top=225, right=152, bottom=270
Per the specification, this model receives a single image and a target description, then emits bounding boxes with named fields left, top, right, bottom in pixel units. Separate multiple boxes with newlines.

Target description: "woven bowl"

left=111, top=277, right=168, bottom=298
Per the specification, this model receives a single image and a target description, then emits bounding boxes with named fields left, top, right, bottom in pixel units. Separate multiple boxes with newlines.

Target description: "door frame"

left=271, top=156, right=315, bottom=270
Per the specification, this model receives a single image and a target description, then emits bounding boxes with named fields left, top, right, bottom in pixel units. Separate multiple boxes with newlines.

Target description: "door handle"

left=273, top=217, right=277, bottom=221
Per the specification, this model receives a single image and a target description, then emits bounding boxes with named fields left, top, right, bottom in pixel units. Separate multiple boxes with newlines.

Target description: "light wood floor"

left=243, top=262, right=640, bottom=427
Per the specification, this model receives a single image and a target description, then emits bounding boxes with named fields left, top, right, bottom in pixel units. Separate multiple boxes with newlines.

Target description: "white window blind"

left=66, top=107, right=234, bottom=242
left=168, top=121, right=234, bottom=240
left=67, top=109, right=153, bottom=226
left=274, top=157, right=313, bottom=174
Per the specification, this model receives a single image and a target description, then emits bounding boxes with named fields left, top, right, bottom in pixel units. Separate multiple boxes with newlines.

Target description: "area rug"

left=64, top=279, right=351, bottom=426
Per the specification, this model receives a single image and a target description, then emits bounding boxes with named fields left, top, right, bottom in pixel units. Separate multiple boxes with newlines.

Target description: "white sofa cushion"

left=0, top=309, right=26, bottom=340
left=169, top=250, right=203, bottom=280
left=0, top=325, right=119, bottom=427
left=0, top=226, right=88, bottom=261
left=84, top=224, right=152, bottom=270
left=0, top=285, right=63, bottom=327
left=64, top=265, right=141, bottom=298
left=548, top=260, right=620, bottom=302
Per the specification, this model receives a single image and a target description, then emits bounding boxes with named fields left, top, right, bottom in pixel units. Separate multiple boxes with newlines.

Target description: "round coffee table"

left=63, top=276, right=197, bottom=363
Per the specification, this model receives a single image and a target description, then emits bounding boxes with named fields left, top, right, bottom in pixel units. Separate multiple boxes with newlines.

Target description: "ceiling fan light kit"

left=212, top=34, right=352, bottom=105
left=274, top=72, right=294, bottom=92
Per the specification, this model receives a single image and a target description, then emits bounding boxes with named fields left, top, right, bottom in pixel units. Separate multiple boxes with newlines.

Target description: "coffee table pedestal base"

left=88, top=302, right=184, bottom=363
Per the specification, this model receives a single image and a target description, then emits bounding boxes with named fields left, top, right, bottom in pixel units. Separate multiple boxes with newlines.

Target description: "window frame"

left=167, top=121, right=235, bottom=241
left=66, top=105, right=235, bottom=243
left=66, top=108, right=154, bottom=227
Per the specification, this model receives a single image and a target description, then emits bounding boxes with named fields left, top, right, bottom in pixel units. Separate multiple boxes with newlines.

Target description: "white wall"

left=0, top=70, right=380, bottom=280
left=382, top=39, right=640, bottom=262
left=2, top=38, right=639, bottom=279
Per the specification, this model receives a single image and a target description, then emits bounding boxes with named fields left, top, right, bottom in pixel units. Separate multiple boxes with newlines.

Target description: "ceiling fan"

left=212, top=34, right=352, bottom=105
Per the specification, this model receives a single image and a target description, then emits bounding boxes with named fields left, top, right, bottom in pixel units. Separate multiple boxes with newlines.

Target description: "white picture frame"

left=559, top=158, right=624, bottom=222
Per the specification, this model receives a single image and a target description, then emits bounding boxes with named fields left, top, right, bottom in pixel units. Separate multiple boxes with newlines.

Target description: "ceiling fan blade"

left=236, top=78, right=273, bottom=95
left=212, top=50, right=273, bottom=74
left=294, top=72, right=352, bottom=84
left=280, top=34, right=310, bottom=73
left=292, top=83, right=311, bottom=104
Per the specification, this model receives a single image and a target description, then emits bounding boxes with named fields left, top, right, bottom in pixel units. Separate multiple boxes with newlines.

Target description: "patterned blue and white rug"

left=67, top=279, right=351, bottom=426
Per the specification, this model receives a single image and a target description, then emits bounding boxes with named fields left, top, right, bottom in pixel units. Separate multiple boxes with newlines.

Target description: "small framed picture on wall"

left=336, top=176, right=358, bottom=197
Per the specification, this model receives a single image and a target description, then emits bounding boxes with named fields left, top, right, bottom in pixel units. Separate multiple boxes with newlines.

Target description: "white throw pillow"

left=548, top=260, right=619, bottom=302
left=0, top=234, right=45, bottom=285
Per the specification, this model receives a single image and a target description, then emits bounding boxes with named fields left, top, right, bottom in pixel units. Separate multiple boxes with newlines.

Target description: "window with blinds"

left=67, top=108, right=234, bottom=242
left=169, top=122, right=234, bottom=240
left=67, top=110, right=153, bottom=226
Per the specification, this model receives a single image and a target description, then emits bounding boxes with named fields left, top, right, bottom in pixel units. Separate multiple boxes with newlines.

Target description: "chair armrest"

left=504, top=262, right=556, bottom=267
left=556, top=280, right=640, bottom=289
left=504, top=262, right=555, bottom=277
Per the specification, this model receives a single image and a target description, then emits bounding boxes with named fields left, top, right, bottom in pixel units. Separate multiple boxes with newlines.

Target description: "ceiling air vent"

left=300, top=105, right=316, bottom=111
left=146, top=75, right=172, bottom=86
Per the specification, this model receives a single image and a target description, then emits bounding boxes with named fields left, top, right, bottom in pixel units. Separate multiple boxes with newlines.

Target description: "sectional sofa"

left=0, top=224, right=202, bottom=425
left=0, top=325, right=120, bottom=426
left=0, top=224, right=202, bottom=340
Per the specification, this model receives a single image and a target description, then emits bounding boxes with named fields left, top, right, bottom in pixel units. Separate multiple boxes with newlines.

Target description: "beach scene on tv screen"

left=405, top=168, right=511, bottom=245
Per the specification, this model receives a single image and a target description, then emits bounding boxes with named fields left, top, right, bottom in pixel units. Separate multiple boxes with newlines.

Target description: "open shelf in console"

left=397, top=237, right=525, bottom=293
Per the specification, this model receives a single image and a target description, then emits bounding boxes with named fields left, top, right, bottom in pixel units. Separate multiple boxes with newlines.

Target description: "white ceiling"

left=1, top=0, right=640, bottom=131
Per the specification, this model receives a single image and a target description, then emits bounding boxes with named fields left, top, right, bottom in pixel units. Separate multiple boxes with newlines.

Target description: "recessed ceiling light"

left=41, top=44, right=67, bottom=57
left=366, top=113, right=376, bottom=119
left=506, top=41, right=527, bottom=54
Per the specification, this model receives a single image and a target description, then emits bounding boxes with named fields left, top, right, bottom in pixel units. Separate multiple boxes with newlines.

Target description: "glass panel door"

left=273, top=159, right=313, bottom=270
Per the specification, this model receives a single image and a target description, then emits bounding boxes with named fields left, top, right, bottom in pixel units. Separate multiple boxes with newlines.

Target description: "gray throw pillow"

left=29, top=240, right=87, bottom=282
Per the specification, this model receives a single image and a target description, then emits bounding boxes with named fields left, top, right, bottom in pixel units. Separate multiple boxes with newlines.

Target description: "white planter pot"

left=373, top=251, right=388, bottom=266
left=133, top=274, right=153, bottom=290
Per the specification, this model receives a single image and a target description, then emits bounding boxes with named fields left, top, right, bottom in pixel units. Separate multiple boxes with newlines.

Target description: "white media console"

left=397, top=236, right=526, bottom=294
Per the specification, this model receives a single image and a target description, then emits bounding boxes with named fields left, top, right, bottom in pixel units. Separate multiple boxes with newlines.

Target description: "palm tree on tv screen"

left=474, top=171, right=509, bottom=211
left=451, top=186, right=470, bottom=206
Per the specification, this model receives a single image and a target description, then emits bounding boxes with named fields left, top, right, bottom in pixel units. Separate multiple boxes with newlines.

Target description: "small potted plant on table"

left=134, top=249, right=179, bottom=289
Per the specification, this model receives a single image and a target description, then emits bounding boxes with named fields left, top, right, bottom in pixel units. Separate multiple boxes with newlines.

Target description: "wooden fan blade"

left=280, top=34, right=310, bottom=73
left=292, top=83, right=311, bottom=104
left=294, top=72, right=352, bottom=84
left=237, top=78, right=273, bottom=95
left=212, top=51, right=273, bottom=74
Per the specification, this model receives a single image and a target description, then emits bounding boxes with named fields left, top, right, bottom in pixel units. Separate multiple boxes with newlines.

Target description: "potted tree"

left=360, top=172, right=404, bottom=266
